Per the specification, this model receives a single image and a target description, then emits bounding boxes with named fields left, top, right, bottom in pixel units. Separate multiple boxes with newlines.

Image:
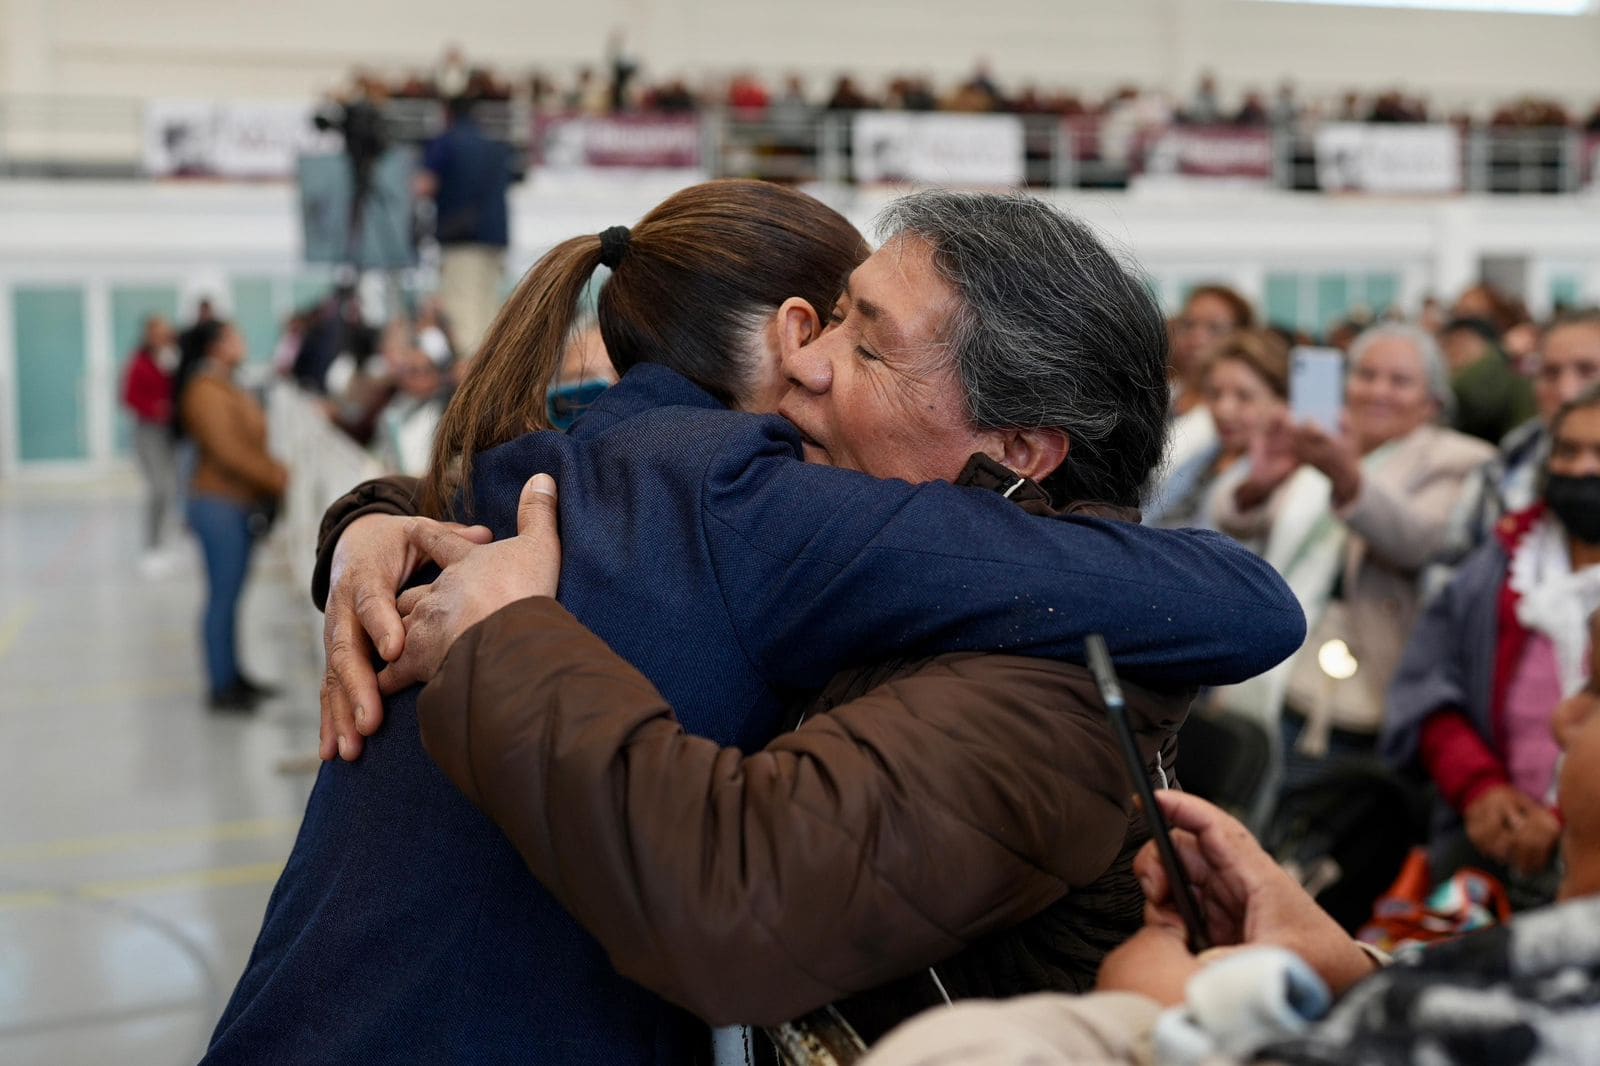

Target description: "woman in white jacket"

left=1209, top=324, right=1494, bottom=797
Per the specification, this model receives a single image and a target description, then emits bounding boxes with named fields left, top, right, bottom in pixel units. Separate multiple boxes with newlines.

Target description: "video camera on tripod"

left=311, top=97, right=395, bottom=267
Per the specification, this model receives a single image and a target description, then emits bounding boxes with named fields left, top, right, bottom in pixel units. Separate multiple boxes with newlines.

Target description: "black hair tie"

left=598, top=226, right=632, bottom=269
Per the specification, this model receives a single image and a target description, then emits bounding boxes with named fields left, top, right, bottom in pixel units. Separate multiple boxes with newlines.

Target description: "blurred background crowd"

left=342, top=42, right=1600, bottom=130
left=5, top=1, right=1600, bottom=1062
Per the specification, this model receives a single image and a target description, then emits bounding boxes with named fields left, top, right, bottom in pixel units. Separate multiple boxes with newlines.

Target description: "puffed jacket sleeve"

left=417, top=596, right=1180, bottom=1028
left=309, top=475, right=422, bottom=611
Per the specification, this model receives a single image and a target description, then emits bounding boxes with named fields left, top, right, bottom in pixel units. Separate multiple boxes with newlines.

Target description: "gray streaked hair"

left=876, top=191, right=1170, bottom=509
left=1348, top=322, right=1456, bottom=424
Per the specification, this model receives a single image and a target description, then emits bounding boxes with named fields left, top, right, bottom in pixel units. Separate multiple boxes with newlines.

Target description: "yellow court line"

left=6, top=675, right=206, bottom=709
left=0, top=861, right=286, bottom=912
left=81, top=860, right=287, bottom=900
left=0, top=816, right=302, bottom=863
left=0, top=599, right=36, bottom=658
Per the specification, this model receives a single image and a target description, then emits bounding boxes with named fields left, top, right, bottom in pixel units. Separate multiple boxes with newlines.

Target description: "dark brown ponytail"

left=420, top=179, right=870, bottom=519
left=419, top=235, right=601, bottom=516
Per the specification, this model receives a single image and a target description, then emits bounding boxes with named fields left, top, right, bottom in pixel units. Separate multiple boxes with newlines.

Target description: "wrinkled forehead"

left=1355, top=337, right=1425, bottom=375
left=849, top=236, right=961, bottom=352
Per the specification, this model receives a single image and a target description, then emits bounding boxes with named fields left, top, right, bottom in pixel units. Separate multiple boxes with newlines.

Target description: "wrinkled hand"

left=1136, top=790, right=1377, bottom=997
left=1506, top=805, right=1561, bottom=877
left=1290, top=420, right=1361, bottom=507
left=377, top=474, right=562, bottom=696
left=321, top=512, right=492, bottom=762
left=1464, top=784, right=1535, bottom=868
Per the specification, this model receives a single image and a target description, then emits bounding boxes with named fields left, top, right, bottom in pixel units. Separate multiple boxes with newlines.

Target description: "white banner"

left=852, top=112, right=1025, bottom=186
left=146, top=100, right=339, bottom=178
left=1314, top=123, right=1462, bottom=195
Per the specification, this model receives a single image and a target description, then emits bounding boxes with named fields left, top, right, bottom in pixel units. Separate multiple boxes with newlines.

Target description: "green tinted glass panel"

left=1552, top=275, right=1582, bottom=312
left=230, top=277, right=278, bottom=365
left=292, top=274, right=335, bottom=310
left=1364, top=273, right=1400, bottom=317
left=14, top=286, right=89, bottom=462
left=1316, top=275, right=1351, bottom=337
left=1265, top=273, right=1303, bottom=332
left=110, top=285, right=180, bottom=455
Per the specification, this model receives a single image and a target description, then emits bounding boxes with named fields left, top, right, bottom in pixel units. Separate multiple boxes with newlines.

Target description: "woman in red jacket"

left=121, top=315, right=179, bottom=573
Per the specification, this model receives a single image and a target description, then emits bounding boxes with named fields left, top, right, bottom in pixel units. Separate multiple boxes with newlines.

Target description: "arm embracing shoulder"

left=702, top=424, right=1305, bottom=690
left=419, top=598, right=1133, bottom=1026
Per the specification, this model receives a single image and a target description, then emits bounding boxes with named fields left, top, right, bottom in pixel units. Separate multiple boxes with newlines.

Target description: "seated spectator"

left=1233, top=90, right=1269, bottom=126
left=1145, top=330, right=1288, bottom=531
left=1452, top=282, right=1526, bottom=337
left=376, top=347, right=452, bottom=476
left=1169, top=284, right=1254, bottom=418
left=861, top=704, right=1600, bottom=1066
left=1441, top=316, right=1537, bottom=446
left=1383, top=385, right=1600, bottom=907
left=545, top=322, right=616, bottom=430
left=646, top=78, right=699, bottom=113
left=413, top=298, right=457, bottom=367
left=825, top=75, right=876, bottom=112
left=945, top=61, right=1006, bottom=113
left=325, top=317, right=405, bottom=445
left=1215, top=325, right=1494, bottom=793
left=1444, top=309, right=1600, bottom=561
left=726, top=72, right=770, bottom=114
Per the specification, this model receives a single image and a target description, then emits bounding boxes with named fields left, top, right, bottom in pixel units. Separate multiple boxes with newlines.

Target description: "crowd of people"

left=1144, top=279, right=1600, bottom=948
left=120, top=176, right=1600, bottom=1062
left=345, top=44, right=1600, bottom=133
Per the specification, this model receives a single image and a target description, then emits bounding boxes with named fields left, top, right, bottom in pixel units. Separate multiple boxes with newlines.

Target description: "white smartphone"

left=1290, top=347, right=1345, bottom=436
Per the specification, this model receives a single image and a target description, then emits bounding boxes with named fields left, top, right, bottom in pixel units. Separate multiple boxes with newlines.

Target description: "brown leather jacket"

left=312, top=463, right=1193, bottom=1038
left=182, top=373, right=287, bottom=506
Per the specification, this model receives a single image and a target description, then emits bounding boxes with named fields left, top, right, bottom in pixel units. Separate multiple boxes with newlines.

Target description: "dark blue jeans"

left=187, top=493, right=254, bottom=695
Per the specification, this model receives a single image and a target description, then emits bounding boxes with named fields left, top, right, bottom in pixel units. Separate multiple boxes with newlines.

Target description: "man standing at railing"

left=418, top=96, right=512, bottom=362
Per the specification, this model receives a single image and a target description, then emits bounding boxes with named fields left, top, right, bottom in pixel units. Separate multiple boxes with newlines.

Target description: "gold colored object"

left=766, top=1006, right=869, bottom=1066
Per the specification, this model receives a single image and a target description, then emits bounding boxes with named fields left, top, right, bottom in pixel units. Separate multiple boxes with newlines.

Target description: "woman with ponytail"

left=208, top=182, right=1302, bottom=1065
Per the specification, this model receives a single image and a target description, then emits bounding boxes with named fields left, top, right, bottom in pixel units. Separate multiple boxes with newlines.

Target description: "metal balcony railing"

left=1, top=94, right=1594, bottom=195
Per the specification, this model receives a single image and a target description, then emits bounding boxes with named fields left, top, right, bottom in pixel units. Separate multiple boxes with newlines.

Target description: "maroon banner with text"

left=534, top=115, right=703, bottom=169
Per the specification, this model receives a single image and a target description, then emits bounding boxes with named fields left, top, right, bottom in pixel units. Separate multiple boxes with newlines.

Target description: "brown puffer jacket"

left=311, top=461, right=1193, bottom=1038
left=414, top=602, right=1188, bottom=1036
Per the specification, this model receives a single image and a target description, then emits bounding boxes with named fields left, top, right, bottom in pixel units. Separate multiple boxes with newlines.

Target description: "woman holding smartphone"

left=1214, top=324, right=1492, bottom=792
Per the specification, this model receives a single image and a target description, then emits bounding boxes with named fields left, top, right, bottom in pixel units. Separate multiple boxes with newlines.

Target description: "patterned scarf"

left=1262, top=895, right=1600, bottom=1065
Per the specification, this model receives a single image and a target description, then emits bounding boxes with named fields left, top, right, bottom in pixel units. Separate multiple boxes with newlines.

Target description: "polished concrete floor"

left=0, top=475, right=323, bottom=1066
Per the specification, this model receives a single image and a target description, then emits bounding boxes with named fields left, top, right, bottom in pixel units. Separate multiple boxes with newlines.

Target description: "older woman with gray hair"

left=1211, top=323, right=1494, bottom=797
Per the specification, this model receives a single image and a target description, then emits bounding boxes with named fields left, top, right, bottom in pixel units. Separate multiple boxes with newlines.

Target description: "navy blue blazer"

left=206, top=364, right=1304, bottom=1065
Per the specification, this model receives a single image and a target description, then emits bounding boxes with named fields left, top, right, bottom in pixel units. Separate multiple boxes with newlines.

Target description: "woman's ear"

left=776, top=297, right=821, bottom=356
left=983, top=428, right=1071, bottom=484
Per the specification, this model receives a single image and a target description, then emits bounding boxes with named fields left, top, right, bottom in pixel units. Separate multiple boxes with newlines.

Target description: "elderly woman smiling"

left=1215, top=323, right=1494, bottom=794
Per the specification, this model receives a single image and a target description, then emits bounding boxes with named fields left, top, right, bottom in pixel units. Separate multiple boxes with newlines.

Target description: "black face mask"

left=1545, top=474, right=1600, bottom=544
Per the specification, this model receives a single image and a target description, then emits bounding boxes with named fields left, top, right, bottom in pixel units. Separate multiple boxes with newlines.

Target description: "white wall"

left=5, top=174, right=1600, bottom=477
left=1, top=0, right=1598, bottom=115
